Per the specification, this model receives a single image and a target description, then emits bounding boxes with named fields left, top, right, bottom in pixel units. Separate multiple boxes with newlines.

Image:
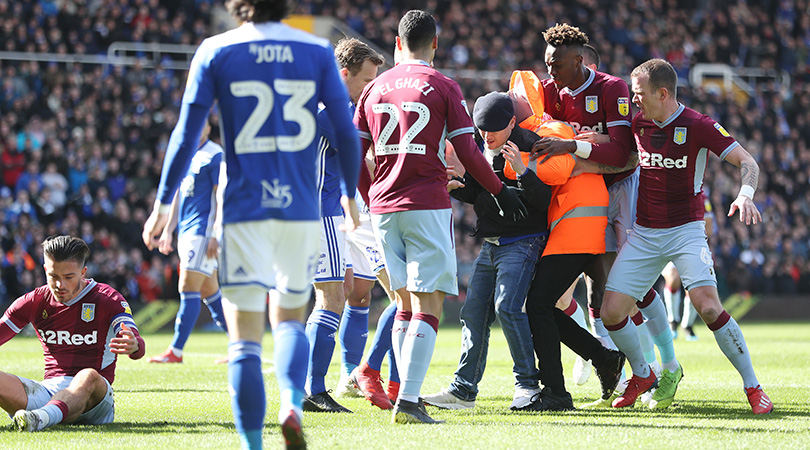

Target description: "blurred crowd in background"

left=1, top=0, right=809, bottom=312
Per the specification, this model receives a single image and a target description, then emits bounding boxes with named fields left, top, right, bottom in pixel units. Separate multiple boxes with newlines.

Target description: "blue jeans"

left=449, top=235, right=545, bottom=401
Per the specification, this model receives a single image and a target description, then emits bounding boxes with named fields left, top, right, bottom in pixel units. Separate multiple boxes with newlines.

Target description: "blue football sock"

left=274, top=320, right=309, bottom=413
left=387, top=349, right=400, bottom=383
left=171, top=291, right=201, bottom=351
left=305, top=310, right=339, bottom=394
left=228, top=341, right=264, bottom=450
left=367, top=302, right=397, bottom=372
left=203, top=290, right=228, bottom=333
left=338, top=305, right=369, bottom=375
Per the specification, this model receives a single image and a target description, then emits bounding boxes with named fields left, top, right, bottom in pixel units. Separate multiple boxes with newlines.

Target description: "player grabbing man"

left=304, top=37, right=384, bottom=413
left=149, top=120, right=229, bottom=364
left=354, top=10, right=527, bottom=424
left=600, top=58, right=772, bottom=413
left=0, top=236, right=145, bottom=431
left=142, top=0, right=362, bottom=448
left=532, top=24, right=677, bottom=408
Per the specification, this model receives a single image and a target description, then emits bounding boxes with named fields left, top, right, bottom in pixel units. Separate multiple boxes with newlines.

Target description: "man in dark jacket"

left=423, top=92, right=552, bottom=410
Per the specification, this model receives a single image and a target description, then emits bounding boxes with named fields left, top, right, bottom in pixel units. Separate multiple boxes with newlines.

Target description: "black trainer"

left=303, top=391, right=352, bottom=413
left=595, top=349, right=626, bottom=400
left=392, top=399, right=444, bottom=424
left=525, top=387, right=574, bottom=412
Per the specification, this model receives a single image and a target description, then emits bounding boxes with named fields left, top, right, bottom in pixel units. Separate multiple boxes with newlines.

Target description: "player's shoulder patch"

left=121, top=301, right=132, bottom=315
left=713, top=122, right=730, bottom=137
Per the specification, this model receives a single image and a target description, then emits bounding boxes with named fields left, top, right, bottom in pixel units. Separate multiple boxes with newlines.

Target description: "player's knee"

left=695, top=302, right=722, bottom=324
left=600, top=294, right=630, bottom=325
left=71, top=369, right=104, bottom=392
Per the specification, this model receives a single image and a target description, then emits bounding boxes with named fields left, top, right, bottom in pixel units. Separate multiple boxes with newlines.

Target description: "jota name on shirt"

left=376, top=77, right=435, bottom=96
left=249, top=43, right=294, bottom=64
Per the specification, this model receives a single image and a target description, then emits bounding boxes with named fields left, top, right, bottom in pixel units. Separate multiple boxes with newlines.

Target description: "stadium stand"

left=1, top=0, right=809, bottom=315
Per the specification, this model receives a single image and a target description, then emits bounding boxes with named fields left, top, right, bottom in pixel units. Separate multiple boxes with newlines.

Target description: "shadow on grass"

left=429, top=397, right=807, bottom=431
left=38, top=421, right=236, bottom=434
left=123, top=388, right=224, bottom=393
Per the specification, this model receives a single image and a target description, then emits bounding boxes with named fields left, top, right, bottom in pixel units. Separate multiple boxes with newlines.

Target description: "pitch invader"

left=303, top=37, right=384, bottom=414
left=600, top=58, right=772, bottom=413
left=148, top=119, right=229, bottom=364
left=141, top=0, right=363, bottom=448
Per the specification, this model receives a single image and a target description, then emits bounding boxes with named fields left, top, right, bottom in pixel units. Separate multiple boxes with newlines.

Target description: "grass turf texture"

left=1, top=321, right=808, bottom=449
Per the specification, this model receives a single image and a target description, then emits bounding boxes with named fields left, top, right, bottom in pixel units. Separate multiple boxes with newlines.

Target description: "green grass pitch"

left=1, top=321, right=808, bottom=449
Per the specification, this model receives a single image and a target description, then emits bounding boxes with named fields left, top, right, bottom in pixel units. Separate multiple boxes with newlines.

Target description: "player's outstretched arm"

left=724, top=145, right=761, bottom=225
left=571, top=152, right=639, bottom=177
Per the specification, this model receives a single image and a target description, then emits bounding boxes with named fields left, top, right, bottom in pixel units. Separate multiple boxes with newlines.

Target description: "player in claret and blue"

left=142, top=0, right=361, bottom=448
left=0, top=235, right=145, bottom=432
left=600, top=59, right=772, bottom=414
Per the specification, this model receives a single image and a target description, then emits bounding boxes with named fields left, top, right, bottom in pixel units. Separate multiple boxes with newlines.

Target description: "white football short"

left=219, top=219, right=319, bottom=311
left=314, top=215, right=348, bottom=283
left=15, top=375, right=114, bottom=425
left=347, top=217, right=385, bottom=281
left=372, top=208, right=457, bottom=296
left=605, top=167, right=639, bottom=253
left=606, top=221, right=716, bottom=300
left=178, top=233, right=217, bottom=276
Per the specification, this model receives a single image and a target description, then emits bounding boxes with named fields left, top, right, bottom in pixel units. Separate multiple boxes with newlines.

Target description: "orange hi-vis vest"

left=507, top=72, right=608, bottom=256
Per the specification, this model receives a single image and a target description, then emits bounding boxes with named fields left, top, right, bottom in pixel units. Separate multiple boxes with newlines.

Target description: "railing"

left=689, top=63, right=791, bottom=96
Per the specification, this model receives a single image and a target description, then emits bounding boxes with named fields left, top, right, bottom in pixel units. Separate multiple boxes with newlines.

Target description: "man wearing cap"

left=423, top=92, right=552, bottom=411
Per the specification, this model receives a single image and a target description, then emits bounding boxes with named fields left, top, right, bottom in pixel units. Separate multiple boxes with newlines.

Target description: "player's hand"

left=531, top=137, right=576, bottom=164
left=157, top=230, right=174, bottom=255
left=492, top=183, right=528, bottom=221
left=501, top=141, right=527, bottom=176
left=574, top=131, right=610, bottom=144
left=340, top=195, right=360, bottom=233
left=111, top=323, right=138, bottom=355
left=206, top=237, right=219, bottom=259
left=446, top=165, right=465, bottom=192
left=143, top=208, right=169, bottom=251
left=728, top=194, right=761, bottom=225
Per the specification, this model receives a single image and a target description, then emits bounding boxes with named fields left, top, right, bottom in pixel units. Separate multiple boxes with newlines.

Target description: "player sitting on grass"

left=0, top=235, right=145, bottom=432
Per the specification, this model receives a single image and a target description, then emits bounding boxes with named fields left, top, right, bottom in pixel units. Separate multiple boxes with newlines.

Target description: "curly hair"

left=225, top=0, right=288, bottom=23
left=334, top=38, right=385, bottom=75
left=542, top=23, right=589, bottom=48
